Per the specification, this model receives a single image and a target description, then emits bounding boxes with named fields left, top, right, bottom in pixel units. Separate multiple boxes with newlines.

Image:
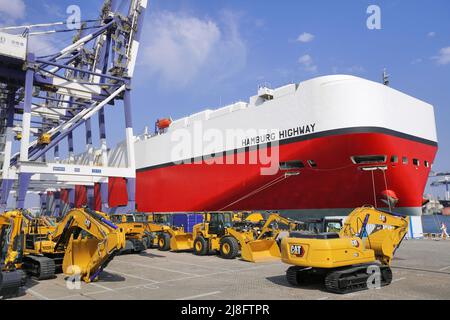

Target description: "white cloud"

left=28, top=35, right=59, bottom=56
left=297, top=32, right=314, bottom=43
left=298, top=54, right=317, bottom=73
left=347, top=65, right=365, bottom=73
left=0, top=0, right=25, bottom=22
left=140, top=11, right=247, bottom=87
left=433, top=47, right=450, bottom=65
left=331, top=65, right=365, bottom=74
left=427, top=32, right=436, bottom=38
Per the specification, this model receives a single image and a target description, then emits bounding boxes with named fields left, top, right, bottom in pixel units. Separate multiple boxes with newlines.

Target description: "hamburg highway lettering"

left=171, top=121, right=316, bottom=175
left=241, top=123, right=316, bottom=147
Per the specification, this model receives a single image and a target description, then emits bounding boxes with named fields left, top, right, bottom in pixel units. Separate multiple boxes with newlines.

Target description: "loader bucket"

left=170, top=233, right=194, bottom=251
left=240, top=239, right=281, bottom=263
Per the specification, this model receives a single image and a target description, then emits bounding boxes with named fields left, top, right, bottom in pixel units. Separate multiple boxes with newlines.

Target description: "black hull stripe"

left=136, top=126, right=438, bottom=172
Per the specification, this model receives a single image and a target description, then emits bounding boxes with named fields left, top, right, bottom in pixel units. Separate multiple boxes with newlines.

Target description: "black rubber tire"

left=193, top=236, right=208, bottom=256
left=132, top=239, right=146, bottom=253
left=219, top=237, right=239, bottom=259
left=158, top=233, right=171, bottom=251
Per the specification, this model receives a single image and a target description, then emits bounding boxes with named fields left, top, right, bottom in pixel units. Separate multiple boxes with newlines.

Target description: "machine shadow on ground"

left=266, top=275, right=327, bottom=292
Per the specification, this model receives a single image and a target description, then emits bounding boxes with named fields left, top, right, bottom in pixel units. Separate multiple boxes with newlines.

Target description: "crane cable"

left=381, top=168, right=392, bottom=213
left=371, top=170, right=378, bottom=209
left=218, top=173, right=292, bottom=211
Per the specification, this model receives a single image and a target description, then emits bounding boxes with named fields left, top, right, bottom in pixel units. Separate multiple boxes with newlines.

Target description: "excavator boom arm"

left=50, top=208, right=125, bottom=282
left=340, top=207, right=409, bottom=265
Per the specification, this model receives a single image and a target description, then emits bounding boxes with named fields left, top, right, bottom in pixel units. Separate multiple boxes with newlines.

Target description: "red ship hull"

left=135, top=130, right=437, bottom=216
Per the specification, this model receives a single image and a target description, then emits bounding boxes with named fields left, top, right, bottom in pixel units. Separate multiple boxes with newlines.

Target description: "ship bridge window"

left=391, top=155, right=398, bottom=164
left=280, top=160, right=305, bottom=170
left=402, top=157, right=408, bottom=165
left=351, top=155, right=386, bottom=165
left=413, top=159, right=420, bottom=166
left=424, top=161, right=430, bottom=168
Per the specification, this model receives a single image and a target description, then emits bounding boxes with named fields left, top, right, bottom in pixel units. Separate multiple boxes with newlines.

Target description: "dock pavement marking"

left=177, top=291, right=222, bottom=300
left=24, top=286, right=50, bottom=300
left=113, top=260, right=199, bottom=275
left=438, top=266, right=450, bottom=271
left=106, top=269, right=159, bottom=283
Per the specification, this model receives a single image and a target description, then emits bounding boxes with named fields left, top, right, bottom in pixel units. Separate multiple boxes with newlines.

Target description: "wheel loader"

left=110, top=212, right=151, bottom=253
left=281, top=206, right=409, bottom=294
left=1, top=208, right=126, bottom=285
left=191, top=212, right=303, bottom=262
left=155, top=210, right=262, bottom=252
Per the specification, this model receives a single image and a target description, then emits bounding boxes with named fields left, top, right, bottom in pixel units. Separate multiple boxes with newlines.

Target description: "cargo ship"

left=112, top=75, right=438, bottom=217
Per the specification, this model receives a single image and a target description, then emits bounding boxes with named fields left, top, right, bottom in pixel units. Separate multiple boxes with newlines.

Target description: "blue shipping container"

left=172, top=213, right=204, bottom=233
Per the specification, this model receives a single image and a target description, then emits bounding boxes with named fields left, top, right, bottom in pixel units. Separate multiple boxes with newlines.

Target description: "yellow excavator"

left=0, top=211, right=27, bottom=298
left=2, top=208, right=126, bottom=284
left=281, top=206, right=409, bottom=293
left=49, top=208, right=126, bottom=283
left=110, top=212, right=150, bottom=253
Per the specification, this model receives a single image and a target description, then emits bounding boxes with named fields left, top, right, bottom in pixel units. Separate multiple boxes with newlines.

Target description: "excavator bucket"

left=170, top=233, right=194, bottom=251
left=241, top=239, right=281, bottom=263
left=62, top=236, right=107, bottom=282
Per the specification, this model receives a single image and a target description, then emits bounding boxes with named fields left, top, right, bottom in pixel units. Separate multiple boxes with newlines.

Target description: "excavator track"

left=0, top=270, right=25, bottom=299
left=23, top=256, right=56, bottom=280
left=324, top=264, right=392, bottom=294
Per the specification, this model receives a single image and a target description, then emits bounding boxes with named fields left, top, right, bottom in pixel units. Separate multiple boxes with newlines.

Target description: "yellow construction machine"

left=0, top=210, right=27, bottom=298
left=49, top=208, right=126, bottom=282
left=110, top=212, right=151, bottom=253
left=240, top=213, right=303, bottom=262
left=281, top=206, right=409, bottom=293
left=191, top=212, right=302, bottom=262
left=2, top=208, right=125, bottom=284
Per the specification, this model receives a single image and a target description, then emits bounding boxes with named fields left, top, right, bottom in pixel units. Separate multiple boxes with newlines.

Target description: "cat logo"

left=85, top=219, right=91, bottom=229
left=351, top=239, right=360, bottom=247
left=290, top=245, right=304, bottom=256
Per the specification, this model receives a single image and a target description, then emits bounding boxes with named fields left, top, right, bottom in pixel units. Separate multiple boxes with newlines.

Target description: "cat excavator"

left=281, top=206, right=409, bottom=294
left=49, top=208, right=126, bottom=283
left=1, top=207, right=126, bottom=290
left=0, top=210, right=27, bottom=298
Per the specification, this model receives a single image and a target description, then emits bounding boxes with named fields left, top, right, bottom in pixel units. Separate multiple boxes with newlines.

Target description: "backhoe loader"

left=110, top=212, right=150, bottom=253
left=281, top=206, right=409, bottom=293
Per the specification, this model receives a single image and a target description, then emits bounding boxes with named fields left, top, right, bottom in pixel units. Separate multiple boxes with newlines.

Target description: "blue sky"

left=1, top=0, right=449, bottom=197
